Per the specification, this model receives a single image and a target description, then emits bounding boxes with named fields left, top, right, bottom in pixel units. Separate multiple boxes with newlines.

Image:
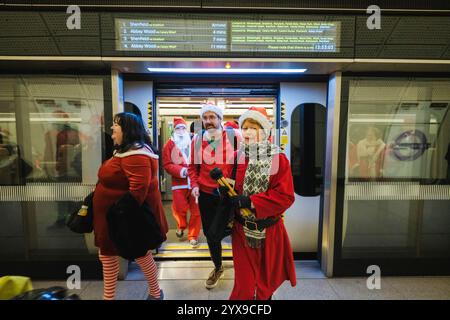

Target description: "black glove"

left=218, top=185, right=230, bottom=197
left=229, top=195, right=252, bottom=209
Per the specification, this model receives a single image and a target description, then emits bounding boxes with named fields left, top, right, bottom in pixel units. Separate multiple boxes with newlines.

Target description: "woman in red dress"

left=228, top=107, right=296, bottom=300
left=93, top=112, right=168, bottom=300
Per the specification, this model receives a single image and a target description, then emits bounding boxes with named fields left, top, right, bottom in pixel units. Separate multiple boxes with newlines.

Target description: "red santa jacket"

left=92, top=146, right=169, bottom=256
left=188, top=129, right=240, bottom=195
left=232, top=151, right=297, bottom=290
left=162, top=138, right=190, bottom=190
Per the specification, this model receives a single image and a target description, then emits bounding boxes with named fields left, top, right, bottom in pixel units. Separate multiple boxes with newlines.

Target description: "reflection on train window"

left=0, top=76, right=105, bottom=185
left=290, top=103, right=326, bottom=197
left=345, top=79, right=450, bottom=183
left=342, top=78, right=450, bottom=259
left=0, top=75, right=107, bottom=259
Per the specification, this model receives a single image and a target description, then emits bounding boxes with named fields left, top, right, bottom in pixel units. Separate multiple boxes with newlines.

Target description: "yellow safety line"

left=161, top=244, right=232, bottom=250
left=156, top=252, right=233, bottom=258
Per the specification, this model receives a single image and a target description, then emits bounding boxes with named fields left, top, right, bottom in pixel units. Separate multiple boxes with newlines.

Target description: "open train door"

left=279, top=82, right=328, bottom=259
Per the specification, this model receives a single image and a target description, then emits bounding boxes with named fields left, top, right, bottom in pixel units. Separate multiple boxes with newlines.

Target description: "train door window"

left=291, top=103, right=326, bottom=196
left=0, top=74, right=109, bottom=261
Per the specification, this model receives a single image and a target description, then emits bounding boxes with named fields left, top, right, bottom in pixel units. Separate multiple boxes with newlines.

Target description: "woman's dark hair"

left=113, top=112, right=157, bottom=154
left=124, top=101, right=142, bottom=119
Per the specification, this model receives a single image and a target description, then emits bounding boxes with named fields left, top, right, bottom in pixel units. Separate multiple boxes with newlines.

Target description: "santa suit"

left=162, top=137, right=201, bottom=241
left=229, top=151, right=297, bottom=300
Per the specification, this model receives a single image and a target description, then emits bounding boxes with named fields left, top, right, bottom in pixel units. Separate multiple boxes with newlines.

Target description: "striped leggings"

left=98, top=250, right=160, bottom=300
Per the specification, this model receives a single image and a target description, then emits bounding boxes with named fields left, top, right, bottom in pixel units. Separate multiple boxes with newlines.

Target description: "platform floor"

left=32, top=260, right=450, bottom=300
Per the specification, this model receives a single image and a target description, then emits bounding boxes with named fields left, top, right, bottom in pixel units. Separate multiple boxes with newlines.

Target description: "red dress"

left=230, top=152, right=297, bottom=300
left=93, top=146, right=169, bottom=256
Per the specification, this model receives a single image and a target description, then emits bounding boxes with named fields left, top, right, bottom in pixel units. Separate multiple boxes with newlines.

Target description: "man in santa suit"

left=162, top=117, right=201, bottom=248
left=228, top=106, right=296, bottom=300
left=188, top=103, right=241, bottom=289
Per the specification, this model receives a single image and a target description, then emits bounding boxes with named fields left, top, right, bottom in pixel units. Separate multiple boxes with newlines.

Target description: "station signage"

left=115, top=18, right=340, bottom=53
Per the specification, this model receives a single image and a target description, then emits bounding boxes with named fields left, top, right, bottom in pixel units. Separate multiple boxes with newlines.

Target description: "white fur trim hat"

left=239, top=106, right=272, bottom=135
left=200, top=103, right=223, bottom=119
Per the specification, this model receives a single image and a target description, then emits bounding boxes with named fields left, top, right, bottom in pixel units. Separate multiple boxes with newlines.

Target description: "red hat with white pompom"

left=173, top=117, right=187, bottom=129
left=239, top=106, right=272, bottom=137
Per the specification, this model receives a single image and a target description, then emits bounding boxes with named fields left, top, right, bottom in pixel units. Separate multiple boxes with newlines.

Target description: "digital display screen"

left=116, top=19, right=228, bottom=51
left=231, top=21, right=339, bottom=52
left=115, top=19, right=340, bottom=53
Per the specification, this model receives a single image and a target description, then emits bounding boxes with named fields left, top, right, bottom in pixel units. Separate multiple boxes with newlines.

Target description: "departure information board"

left=116, top=19, right=228, bottom=51
left=115, top=19, right=340, bottom=53
left=231, top=21, right=339, bottom=52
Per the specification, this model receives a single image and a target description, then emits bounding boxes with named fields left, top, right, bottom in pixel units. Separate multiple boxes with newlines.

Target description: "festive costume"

left=93, top=145, right=168, bottom=256
left=229, top=107, right=296, bottom=300
left=188, top=104, right=240, bottom=272
left=162, top=117, right=201, bottom=241
left=93, top=144, right=168, bottom=300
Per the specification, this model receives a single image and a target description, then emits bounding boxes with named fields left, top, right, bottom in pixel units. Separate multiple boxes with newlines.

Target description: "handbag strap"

left=231, top=150, right=242, bottom=181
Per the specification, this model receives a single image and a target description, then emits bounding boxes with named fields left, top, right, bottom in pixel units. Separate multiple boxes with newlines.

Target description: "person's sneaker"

left=189, top=239, right=200, bottom=249
left=205, top=266, right=224, bottom=289
left=147, top=289, right=164, bottom=300
left=175, top=229, right=184, bottom=239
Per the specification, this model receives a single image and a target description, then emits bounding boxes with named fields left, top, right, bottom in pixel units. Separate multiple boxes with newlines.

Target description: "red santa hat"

left=200, top=103, right=223, bottom=119
left=224, top=121, right=239, bottom=129
left=173, top=117, right=187, bottom=129
left=239, top=106, right=272, bottom=137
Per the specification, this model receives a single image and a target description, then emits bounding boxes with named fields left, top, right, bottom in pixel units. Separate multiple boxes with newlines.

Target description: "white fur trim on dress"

left=114, top=147, right=159, bottom=159
left=172, top=185, right=189, bottom=190
left=239, top=110, right=272, bottom=131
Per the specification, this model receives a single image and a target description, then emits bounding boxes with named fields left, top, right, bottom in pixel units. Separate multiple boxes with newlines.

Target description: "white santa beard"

left=174, top=132, right=191, bottom=152
left=203, top=127, right=222, bottom=141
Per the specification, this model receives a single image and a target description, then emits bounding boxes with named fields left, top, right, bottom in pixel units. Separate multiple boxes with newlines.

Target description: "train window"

left=341, top=78, right=450, bottom=259
left=291, top=103, right=326, bottom=197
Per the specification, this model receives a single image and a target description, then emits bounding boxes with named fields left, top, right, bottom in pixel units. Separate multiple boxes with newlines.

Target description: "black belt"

left=235, top=214, right=280, bottom=232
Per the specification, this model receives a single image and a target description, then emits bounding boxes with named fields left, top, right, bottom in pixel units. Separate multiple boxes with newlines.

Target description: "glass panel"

left=291, top=103, right=326, bottom=196
left=0, top=75, right=107, bottom=260
left=342, top=78, right=450, bottom=259
left=0, top=78, right=22, bottom=185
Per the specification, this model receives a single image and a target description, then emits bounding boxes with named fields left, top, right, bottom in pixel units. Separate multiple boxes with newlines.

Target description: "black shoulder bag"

left=207, top=151, right=240, bottom=242
left=66, top=191, right=94, bottom=234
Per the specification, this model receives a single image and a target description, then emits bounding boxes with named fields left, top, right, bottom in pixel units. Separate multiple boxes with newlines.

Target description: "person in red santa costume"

left=228, top=106, right=296, bottom=300
left=93, top=112, right=168, bottom=300
left=188, top=103, right=241, bottom=289
left=162, top=117, right=201, bottom=248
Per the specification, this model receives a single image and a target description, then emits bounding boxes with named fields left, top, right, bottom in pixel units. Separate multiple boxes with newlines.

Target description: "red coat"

left=188, top=129, right=240, bottom=195
left=162, top=139, right=190, bottom=190
left=93, top=146, right=169, bottom=256
left=230, top=151, right=296, bottom=298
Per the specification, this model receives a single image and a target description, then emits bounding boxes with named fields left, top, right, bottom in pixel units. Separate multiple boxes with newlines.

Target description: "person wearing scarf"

left=228, top=106, right=296, bottom=300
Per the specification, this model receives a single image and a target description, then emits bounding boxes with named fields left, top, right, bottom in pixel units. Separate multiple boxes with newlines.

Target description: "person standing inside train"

left=188, top=103, right=240, bottom=289
left=228, top=106, right=296, bottom=300
left=92, top=112, right=168, bottom=300
left=162, top=117, right=201, bottom=248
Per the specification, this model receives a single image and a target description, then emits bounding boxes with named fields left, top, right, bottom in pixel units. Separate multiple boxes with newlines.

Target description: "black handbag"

left=66, top=192, right=94, bottom=234
left=207, top=151, right=240, bottom=242
left=107, top=192, right=165, bottom=260
left=207, top=193, right=235, bottom=242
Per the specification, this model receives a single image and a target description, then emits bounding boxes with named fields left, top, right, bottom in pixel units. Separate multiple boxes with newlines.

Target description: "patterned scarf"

left=241, top=140, right=282, bottom=248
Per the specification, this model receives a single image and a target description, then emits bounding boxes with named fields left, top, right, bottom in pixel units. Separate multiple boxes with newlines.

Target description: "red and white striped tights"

left=98, top=250, right=160, bottom=300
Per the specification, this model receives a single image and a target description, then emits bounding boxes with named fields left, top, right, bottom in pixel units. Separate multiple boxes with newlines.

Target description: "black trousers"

left=199, top=191, right=222, bottom=270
